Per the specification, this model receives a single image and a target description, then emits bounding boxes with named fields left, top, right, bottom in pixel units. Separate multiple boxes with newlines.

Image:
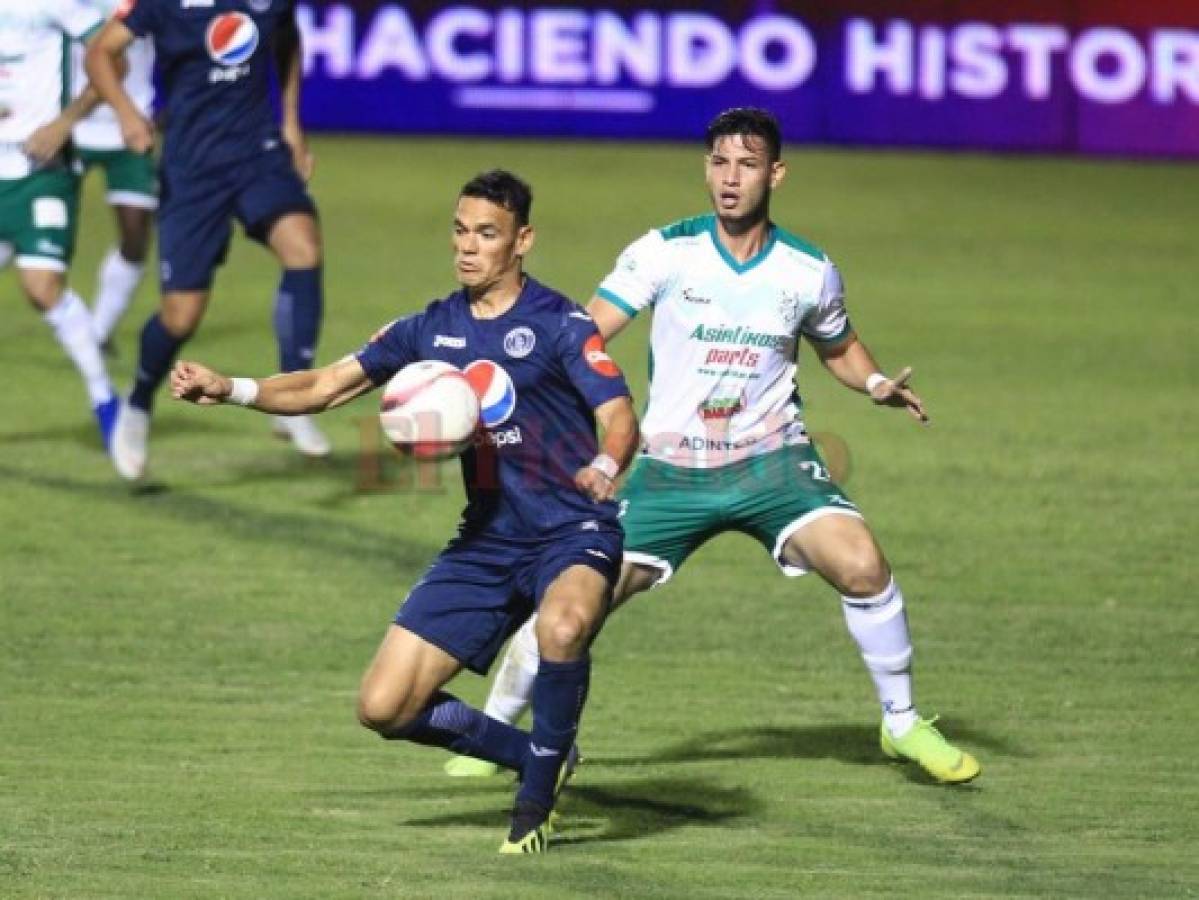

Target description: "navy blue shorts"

left=157, top=147, right=316, bottom=292
left=395, top=523, right=623, bottom=675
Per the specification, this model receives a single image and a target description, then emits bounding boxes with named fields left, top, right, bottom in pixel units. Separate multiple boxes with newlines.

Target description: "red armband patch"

left=584, top=334, right=620, bottom=378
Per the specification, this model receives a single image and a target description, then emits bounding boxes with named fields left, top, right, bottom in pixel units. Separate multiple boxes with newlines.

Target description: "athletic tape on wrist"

left=228, top=377, right=259, bottom=407
left=589, top=453, right=620, bottom=480
left=865, top=372, right=888, bottom=395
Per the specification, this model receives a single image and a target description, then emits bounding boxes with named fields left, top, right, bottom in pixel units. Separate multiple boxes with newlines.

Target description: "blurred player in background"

left=73, top=0, right=157, bottom=353
left=169, top=170, right=640, bottom=853
left=87, top=0, right=329, bottom=481
left=452, top=108, right=980, bottom=785
left=1, top=0, right=119, bottom=446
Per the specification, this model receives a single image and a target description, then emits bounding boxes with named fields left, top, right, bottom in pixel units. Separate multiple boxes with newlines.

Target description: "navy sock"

left=517, top=656, right=590, bottom=811
left=129, top=314, right=184, bottom=413
left=385, top=691, right=529, bottom=772
left=273, top=266, right=323, bottom=372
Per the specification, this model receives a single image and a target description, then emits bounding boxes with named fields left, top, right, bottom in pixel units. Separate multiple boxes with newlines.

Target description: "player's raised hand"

left=22, top=120, right=70, bottom=166
left=575, top=466, right=617, bottom=503
left=869, top=366, right=929, bottom=424
left=282, top=122, right=315, bottom=181
left=171, top=361, right=231, bottom=406
left=119, top=111, right=155, bottom=155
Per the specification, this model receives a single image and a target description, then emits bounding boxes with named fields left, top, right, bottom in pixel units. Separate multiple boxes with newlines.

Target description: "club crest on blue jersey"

left=503, top=326, right=536, bottom=358
left=464, top=361, right=516, bottom=428
left=206, top=12, right=258, bottom=66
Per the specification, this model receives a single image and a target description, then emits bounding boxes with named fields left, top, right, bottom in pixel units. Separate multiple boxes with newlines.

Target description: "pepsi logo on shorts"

left=463, top=361, right=516, bottom=428
left=206, top=12, right=259, bottom=66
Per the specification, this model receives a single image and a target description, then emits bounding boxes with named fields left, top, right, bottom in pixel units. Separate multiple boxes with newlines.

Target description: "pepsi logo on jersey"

left=463, top=361, right=516, bottom=428
left=206, top=12, right=258, bottom=67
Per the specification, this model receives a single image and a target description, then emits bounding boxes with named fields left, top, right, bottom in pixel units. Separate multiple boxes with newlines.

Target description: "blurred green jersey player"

left=0, top=0, right=119, bottom=449
left=72, top=0, right=158, bottom=351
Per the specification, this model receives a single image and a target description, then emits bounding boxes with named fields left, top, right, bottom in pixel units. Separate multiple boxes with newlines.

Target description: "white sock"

left=44, top=290, right=114, bottom=406
left=91, top=247, right=144, bottom=343
left=0, top=242, right=13, bottom=269
left=842, top=579, right=919, bottom=738
left=483, top=614, right=539, bottom=725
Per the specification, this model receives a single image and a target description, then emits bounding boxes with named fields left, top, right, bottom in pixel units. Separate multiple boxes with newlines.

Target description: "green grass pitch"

left=2, top=137, right=1197, bottom=897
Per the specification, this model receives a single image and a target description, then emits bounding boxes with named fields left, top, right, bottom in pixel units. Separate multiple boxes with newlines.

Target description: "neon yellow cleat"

left=881, top=716, right=981, bottom=784
left=497, top=745, right=579, bottom=854
left=443, top=755, right=500, bottom=778
left=499, top=818, right=551, bottom=854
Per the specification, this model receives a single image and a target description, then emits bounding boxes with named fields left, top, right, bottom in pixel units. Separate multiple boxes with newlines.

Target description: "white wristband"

left=589, top=453, right=620, bottom=480
left=865, top=372, right=888, bottom=395
left=227, top=377, right=259, bottom=407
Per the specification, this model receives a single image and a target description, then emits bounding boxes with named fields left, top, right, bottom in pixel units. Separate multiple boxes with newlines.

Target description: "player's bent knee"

left=19, top=270, right=64, bottom=310
left=281, top=241, right=321, bottom=270
left=837, top=552, right=891, bottom=598
left=159, top=295, right=208, bottom=338
left=159, top=312, right=201, bottom=340
left=356, top=688, right=410, bottom=735
left=537, top=609, right=594, bottom=659
left=271, top=216, right=322, bottom=269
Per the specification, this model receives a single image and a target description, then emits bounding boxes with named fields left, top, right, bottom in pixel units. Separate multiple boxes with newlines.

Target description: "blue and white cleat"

left=93, top=396, right=121, bottom=450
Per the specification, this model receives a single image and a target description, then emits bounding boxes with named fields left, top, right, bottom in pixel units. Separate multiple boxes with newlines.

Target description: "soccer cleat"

left=272, top=415, right=332, bottom=457
left=444, top=755, right=500, bottom=778
left=110, top=401, right=150, bottom=481
left=880, top=716, right=981, bottom=784
left=497, top=744, right=580, bottom=854
left=93, top=396, right=121, bottom=450
left=499, top=801, right=552, bottom=855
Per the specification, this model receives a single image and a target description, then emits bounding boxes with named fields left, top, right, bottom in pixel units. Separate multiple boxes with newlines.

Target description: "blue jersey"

left=118, top=0, right=294, bottom=174
left=356, top=277, right=631, bottom=540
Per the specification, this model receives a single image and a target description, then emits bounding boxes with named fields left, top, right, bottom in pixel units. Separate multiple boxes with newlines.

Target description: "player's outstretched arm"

left=85, top=19, right=151, bottom=154
left=814, top=334, right=929, bottom=424
left=171, top=357, right=375, bottom=414
left=575, top=396, right=639, bottom=502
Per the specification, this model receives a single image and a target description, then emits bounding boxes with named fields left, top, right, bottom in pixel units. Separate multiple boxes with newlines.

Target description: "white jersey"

left=597, top=213, right=850, bottom=469
left=0, top=0, right=102, bottom=179
left=71, top=0, right=154, bottom=151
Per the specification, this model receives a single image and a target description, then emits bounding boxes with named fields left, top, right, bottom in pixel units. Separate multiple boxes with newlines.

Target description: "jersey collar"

left=707, top=217, right=777, bottom=275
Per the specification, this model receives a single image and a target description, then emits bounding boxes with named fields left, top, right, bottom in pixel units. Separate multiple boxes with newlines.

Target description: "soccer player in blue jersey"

left=169, top=170, right=640, bottom=854
left=85, top=0, right=330, bottom=480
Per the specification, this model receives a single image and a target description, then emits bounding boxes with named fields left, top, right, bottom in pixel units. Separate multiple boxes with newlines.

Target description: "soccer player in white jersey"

left=450, top=107, right=980, bottom=785
left=73, top=0, right=156, bottom=351
left=0, top=0, right=120, bottom=447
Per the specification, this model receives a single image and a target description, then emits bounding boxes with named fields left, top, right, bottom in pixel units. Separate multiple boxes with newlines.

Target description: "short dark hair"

left=705, top=107, right=782, bottom=161
left=459, top=169, right=533, bottom=228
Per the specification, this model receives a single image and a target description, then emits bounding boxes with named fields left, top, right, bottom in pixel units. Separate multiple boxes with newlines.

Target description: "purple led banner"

left=294, top=2, right=1199, bottom=157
